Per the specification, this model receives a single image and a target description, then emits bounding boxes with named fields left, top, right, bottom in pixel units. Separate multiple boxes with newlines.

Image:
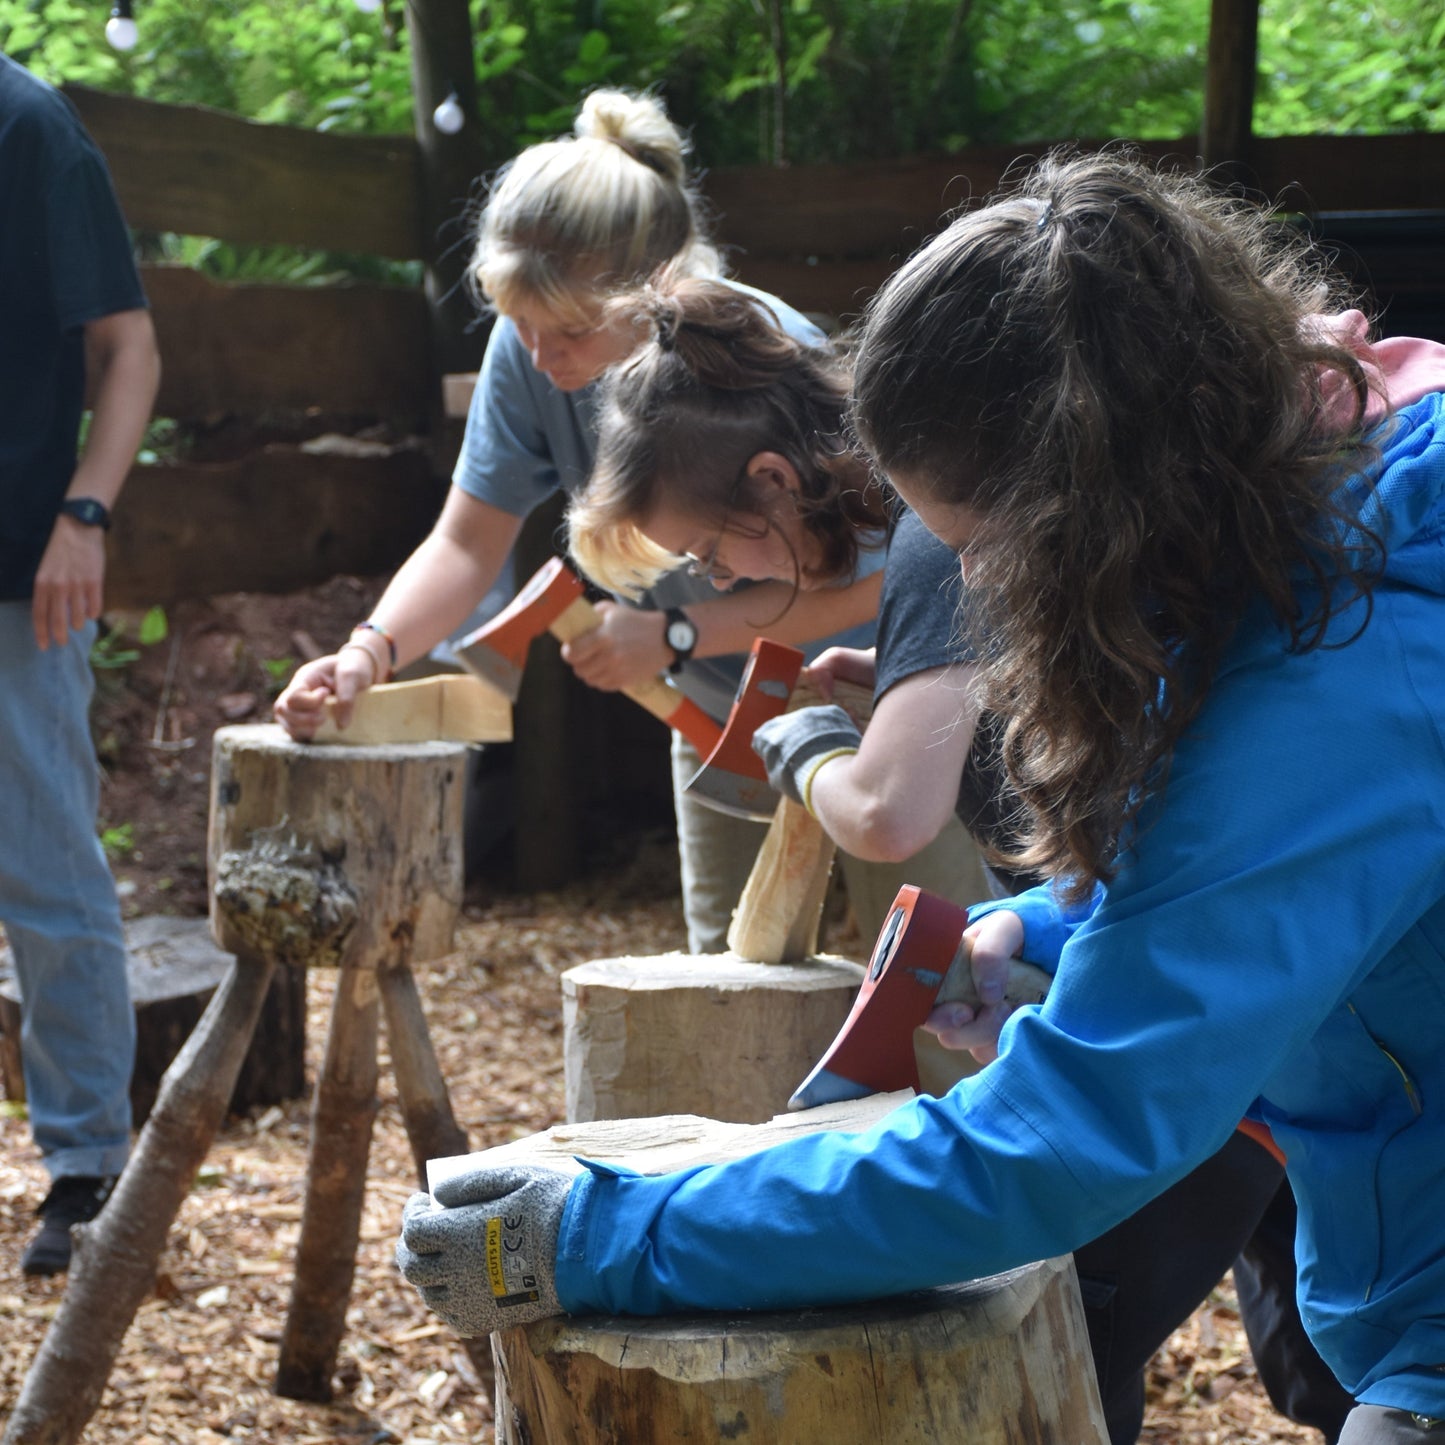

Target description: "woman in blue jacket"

left=397, top=151, right=1445, bottom=1444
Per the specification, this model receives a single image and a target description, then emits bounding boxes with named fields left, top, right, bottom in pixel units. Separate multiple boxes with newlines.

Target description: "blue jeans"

left=0, top=602, right=133, bottom=1179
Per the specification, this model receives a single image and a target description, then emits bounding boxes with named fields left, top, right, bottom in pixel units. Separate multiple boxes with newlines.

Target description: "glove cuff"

left=798, top=745, right=859, bottom=817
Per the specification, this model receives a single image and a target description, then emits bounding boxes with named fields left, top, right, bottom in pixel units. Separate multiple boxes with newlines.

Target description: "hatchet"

left=684, top=638, right=806, bottom=820
left=454, top=556, right=724, bottom=757
left=685, top=639, right=875, bottom=821
left=788, top=885, right=1052, bottom=1110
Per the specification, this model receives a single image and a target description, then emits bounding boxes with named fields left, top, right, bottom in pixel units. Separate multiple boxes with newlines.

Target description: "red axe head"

left=684, top=637, right=804, bottom=819
left=789, top=887, right=1051, bottom=1110
left=453, top=557, right=585, bottom=701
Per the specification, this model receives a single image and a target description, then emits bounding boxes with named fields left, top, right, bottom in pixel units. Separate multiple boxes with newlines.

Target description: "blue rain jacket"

left=555, top=392, right=1445, bottom=1415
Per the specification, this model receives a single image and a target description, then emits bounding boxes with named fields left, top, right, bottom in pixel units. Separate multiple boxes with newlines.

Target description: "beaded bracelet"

left=352, top=620, right=398, bottom=679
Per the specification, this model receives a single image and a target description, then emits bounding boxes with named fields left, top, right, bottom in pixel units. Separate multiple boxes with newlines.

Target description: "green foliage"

left=137, top=605, right=168, bottom=646
left=1, top=0, right=1438, bottom=168
left=1255, top=0, right=1445, bottom=135
left=89, top=627, right=140, bottom=671
left=0, top=0, right=414, bottom=134
left=100, top=821, right=136, bottom=858
left=260, top=656, right=297, bottom=696
left=88, top=608, right=167, bottom=672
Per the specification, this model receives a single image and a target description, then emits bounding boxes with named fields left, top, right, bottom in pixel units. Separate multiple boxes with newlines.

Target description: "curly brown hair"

left=568, top=275, right=888, bottom=599
left=852, top=148, right=1384, bottom=897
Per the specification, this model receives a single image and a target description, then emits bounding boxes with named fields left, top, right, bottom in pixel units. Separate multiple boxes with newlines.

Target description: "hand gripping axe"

left=454, top=556, right=723, bottom=757
left=685, top=638, right=876, bottom=821
left=788, top=885, right=1053, bottom=1110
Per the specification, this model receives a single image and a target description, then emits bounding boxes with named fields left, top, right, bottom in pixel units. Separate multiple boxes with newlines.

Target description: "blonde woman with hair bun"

left=276, top=89, right=887, bottom=953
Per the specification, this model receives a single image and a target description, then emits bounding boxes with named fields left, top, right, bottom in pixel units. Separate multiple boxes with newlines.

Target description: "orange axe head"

left=789, top=886, right=1051, bottom=1110
left=453, top=557, right=585, bottom=701
left=684, top=637, right=804, bottom=820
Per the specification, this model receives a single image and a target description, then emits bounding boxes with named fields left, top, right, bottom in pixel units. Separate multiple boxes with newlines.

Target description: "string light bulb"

left=105, top=0, right=138, bottom=49
left=432, top=91, right=464, bottom=135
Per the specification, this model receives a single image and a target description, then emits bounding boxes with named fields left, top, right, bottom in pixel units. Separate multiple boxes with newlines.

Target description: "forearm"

left=810, top=665, right=977, bottom=861
left=73, top=309, right=160, bottom=507
left=690, top=571, right=883, bottom=657
left=365, top=490, right=524, bottom=670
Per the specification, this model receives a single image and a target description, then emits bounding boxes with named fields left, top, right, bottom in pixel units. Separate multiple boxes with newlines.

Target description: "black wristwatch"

left=663, top=607, right=698, bottom=674
left=58, top=497, right=112, bottom=531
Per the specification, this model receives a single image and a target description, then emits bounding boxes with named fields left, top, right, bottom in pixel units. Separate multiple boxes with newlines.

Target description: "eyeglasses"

left=682, top=463, right=750, bottom=584
left=683, top=529, right=734, bottom=584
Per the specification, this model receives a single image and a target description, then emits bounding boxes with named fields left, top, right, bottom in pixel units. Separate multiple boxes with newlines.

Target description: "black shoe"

left=21, top=1175, right=117, bottom=1277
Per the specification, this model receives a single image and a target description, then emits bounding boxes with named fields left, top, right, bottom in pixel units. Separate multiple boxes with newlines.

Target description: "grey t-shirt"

left=452, top=282, right=881, bottom=722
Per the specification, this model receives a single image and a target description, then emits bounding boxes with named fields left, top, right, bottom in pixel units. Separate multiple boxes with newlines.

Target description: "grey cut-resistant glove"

left=752, top=703, right=863, bottom=815
left=396, top=1164, right=573, bottom=1336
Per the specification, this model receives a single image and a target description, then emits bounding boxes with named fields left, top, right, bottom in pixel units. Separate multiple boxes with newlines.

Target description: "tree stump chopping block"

left=0, top=915, right=306, bottom=1123
left=494, top=1259, right=1105, bottom=1445
left=207, top=724, right=476, bottom=1403
left=427, top=1095, right=1106, bottom=1445
left=562, top=953, right=863, bottom=1124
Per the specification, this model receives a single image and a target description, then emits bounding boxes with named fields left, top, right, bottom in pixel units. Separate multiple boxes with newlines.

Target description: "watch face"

left=61, top=498, right=110, bottom=528
left=666, top=618, right=697, bottom=652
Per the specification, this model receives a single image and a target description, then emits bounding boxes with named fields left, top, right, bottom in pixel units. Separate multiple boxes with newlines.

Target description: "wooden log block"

left=310, top=673, right=512, bottom=747
left=208, top=724, right=465, bottom=970
left=427, top=1097, right=1107, bottom=1445
left=727, top=675, right=873, bottom=965
left=563, top=953, right=865, bottom=1124
left=494, top=1259, right=1104, bottom=1445
left=561, top=674, right=876, bottom=1126
left=0, top=915, right=305, bottom=1122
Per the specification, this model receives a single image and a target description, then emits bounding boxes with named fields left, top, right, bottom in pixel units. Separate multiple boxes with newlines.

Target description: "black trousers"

left=1235, top=1179, right=1357, bottom=1444
left=1074, top=1130, right=1352, bottom=1445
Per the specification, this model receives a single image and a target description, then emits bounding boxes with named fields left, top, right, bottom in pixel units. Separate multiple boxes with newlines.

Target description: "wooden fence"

left=70, top=83, right=1444, bottom=884
left=75, top=80, right=1444, bottom=608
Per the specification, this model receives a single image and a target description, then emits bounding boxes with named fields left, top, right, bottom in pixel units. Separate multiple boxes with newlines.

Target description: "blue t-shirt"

left=452, top=282, right=882, bottom=721
left=0, top=57, right=147, bottom=601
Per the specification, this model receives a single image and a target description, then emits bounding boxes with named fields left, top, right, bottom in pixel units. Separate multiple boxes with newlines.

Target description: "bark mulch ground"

left=1, top=868, right=1320, bottom=1443
left=0, top=582, right=1326, bottom=1443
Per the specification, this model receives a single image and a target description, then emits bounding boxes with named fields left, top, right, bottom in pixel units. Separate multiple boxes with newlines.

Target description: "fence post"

left=407, top=0, right=487, bottom=377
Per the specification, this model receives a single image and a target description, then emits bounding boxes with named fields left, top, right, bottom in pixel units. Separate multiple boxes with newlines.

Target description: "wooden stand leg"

left=275, top=968, right=380, bottom=1403
left=3, top=953, right=277, bottom=1445
left=380, top=962, right=468, bottom=1181
left=379, top=962, right=501, bottom=1399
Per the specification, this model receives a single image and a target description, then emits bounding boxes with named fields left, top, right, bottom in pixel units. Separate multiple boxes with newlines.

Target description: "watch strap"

left=59, top=497, right=112, bottom=530
left=664, top=606, right=696, bottom=675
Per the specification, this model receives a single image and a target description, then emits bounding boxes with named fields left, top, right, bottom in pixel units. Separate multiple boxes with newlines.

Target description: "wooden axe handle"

left=547, top=596, right=723, bottom=756
left=937, top=939, right=1053, bottom=1009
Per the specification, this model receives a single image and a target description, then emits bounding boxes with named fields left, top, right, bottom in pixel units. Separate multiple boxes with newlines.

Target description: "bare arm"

left=808, top=662, right=980, bottom=862
left=274, top=486, right=524, bottom=736
left=365, top=487, right=524, bottom=670
left=32, top=307, right=160, bottom=649
left=564, top=570, right=884, bottom=691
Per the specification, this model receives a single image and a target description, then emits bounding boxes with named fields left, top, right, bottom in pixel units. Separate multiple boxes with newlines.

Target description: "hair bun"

left=575, top=89, right=688, bottom=184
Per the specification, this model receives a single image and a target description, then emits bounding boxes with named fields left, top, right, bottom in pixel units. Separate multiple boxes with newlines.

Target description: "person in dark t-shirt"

left=0, top=54, right=160, bottom=1275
